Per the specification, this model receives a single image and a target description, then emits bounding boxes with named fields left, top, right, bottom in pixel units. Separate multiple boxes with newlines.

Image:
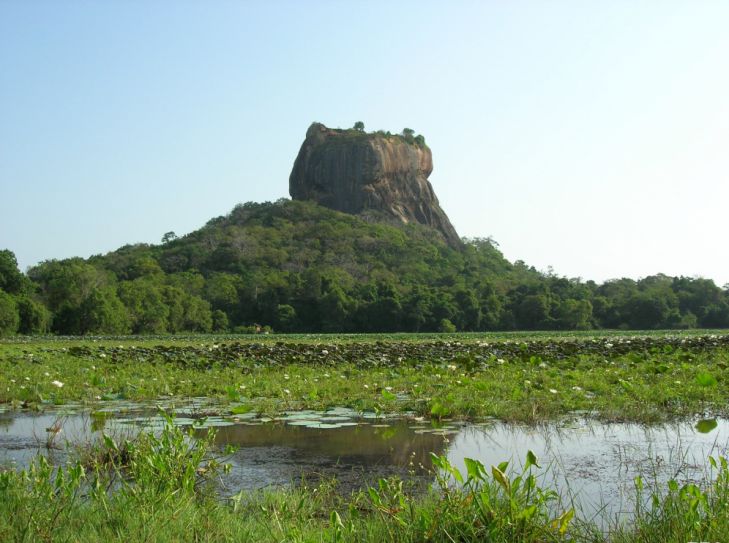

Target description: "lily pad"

left=195, top=419, right=235, bottom=427
left=695, top=419, right=718, bottom=433
left=279, top=411, right=323, bottom=422
left=305, top=422, right=356, bottom=429
left=286, top=420, right=322, bottom=426
left=171, top=418, right=196, bottom=426
left=324, top=407, right=358, bottom=417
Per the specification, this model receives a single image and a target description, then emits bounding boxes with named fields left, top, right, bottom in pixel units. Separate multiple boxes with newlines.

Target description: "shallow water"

left=1, top=403, right=728, bottom=520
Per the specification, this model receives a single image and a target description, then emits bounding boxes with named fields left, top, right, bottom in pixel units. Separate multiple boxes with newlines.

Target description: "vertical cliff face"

left=289, top=123, right=461, bottom=247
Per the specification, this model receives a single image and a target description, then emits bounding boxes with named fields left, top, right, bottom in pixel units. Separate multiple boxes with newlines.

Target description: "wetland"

left=2, top=332, right=729, bottom=541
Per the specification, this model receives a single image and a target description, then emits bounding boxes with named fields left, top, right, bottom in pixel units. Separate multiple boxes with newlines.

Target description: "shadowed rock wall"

left=289, top=123, right=460, bottom=247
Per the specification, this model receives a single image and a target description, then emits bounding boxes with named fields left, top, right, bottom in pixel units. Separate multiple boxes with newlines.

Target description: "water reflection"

left=448, top=420, right=729, bottom=519
left=206, top=421, right=449, bottom=492
left=1, top=405, right=728, bottom=521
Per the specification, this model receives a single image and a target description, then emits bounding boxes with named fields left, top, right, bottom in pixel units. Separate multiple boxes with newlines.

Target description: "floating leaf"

left=695, top=419, right=718, bottom=433
left=196, top=420, right=235, bottom=427
left=171, top=417, right=196, bottom=426
left=325, top=407, right=358, bottom=417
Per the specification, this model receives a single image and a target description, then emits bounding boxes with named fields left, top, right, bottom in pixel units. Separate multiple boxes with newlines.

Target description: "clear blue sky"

left=1, top=0, right=728, bottom=286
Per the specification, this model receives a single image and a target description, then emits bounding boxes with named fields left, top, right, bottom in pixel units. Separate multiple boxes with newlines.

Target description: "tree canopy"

left=1, top=199, right=727, bottom=335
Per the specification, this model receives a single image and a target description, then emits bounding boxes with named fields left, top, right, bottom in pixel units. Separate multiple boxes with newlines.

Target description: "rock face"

left=289, top=123, right=461, bottom=247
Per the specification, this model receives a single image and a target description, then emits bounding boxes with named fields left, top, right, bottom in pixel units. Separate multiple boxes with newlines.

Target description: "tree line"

left=1, top=200, right=728, bottom=336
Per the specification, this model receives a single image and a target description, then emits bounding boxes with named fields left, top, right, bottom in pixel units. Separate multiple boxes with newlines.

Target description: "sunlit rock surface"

left=289, top=122, right=461, bottom=247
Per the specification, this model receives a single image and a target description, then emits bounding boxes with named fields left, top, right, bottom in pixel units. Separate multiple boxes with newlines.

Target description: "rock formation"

left=289, top=123, right=461, bottom=247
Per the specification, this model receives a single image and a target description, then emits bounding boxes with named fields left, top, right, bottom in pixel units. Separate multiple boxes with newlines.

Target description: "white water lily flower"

left=51, top=380, right=64, bottom=388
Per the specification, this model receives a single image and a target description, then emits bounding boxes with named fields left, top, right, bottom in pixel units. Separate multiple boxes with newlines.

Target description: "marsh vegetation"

left=2, top=332, right=729, bottom=541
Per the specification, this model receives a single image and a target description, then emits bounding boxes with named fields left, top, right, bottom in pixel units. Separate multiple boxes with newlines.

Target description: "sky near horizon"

left=1, top=1, right=728, bottom=286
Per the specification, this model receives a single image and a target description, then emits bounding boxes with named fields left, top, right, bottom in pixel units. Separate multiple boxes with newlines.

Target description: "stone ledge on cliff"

left=289, top=122, right=461, bottom=248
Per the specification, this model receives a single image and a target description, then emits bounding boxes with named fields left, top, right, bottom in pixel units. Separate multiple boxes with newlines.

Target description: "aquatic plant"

left=2, top=418, right=729, bottom=541
left=360, top=451, right=573, bottom=541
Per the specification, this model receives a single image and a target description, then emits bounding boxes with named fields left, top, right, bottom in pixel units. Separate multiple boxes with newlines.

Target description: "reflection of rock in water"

left=207, top=422, right=449, bottom=494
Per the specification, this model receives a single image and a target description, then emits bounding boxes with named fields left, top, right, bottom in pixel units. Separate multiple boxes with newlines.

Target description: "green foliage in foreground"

left=2, top=420, right=729, bottom=542
left=2, top=334, right=729, bottom=423
left=2, top=200, right=729, bottom=336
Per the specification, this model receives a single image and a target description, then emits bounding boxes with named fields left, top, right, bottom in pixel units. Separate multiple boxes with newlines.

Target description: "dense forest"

left=1, top=199, right=728, bottom=336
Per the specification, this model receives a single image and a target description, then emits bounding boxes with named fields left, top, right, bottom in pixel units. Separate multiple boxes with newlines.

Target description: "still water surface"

left=1, top=403, right=727, bottom=520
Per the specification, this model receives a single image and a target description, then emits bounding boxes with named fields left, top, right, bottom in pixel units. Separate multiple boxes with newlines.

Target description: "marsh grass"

left=2, top=334, right=729, bottom=424
left=3, top=418, right=729, bottom=542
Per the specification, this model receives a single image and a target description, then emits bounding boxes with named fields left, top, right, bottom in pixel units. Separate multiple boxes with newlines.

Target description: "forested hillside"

left=1, top=199, right=728, bottom=335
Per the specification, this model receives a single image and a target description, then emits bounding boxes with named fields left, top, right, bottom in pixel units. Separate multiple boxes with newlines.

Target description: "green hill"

left=1, top=199, right=728, bottom=335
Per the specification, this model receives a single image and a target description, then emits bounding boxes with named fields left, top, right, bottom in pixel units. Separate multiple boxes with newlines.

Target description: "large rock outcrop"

left=289, top=123, right=461, bottom=247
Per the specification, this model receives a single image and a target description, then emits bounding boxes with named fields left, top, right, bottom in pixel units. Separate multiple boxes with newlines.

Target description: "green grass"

left=4, top=332, right=729, bottom=541
left=2, top=419, right=729, bottom=542
left=2, top=332, right=729, bottom=423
